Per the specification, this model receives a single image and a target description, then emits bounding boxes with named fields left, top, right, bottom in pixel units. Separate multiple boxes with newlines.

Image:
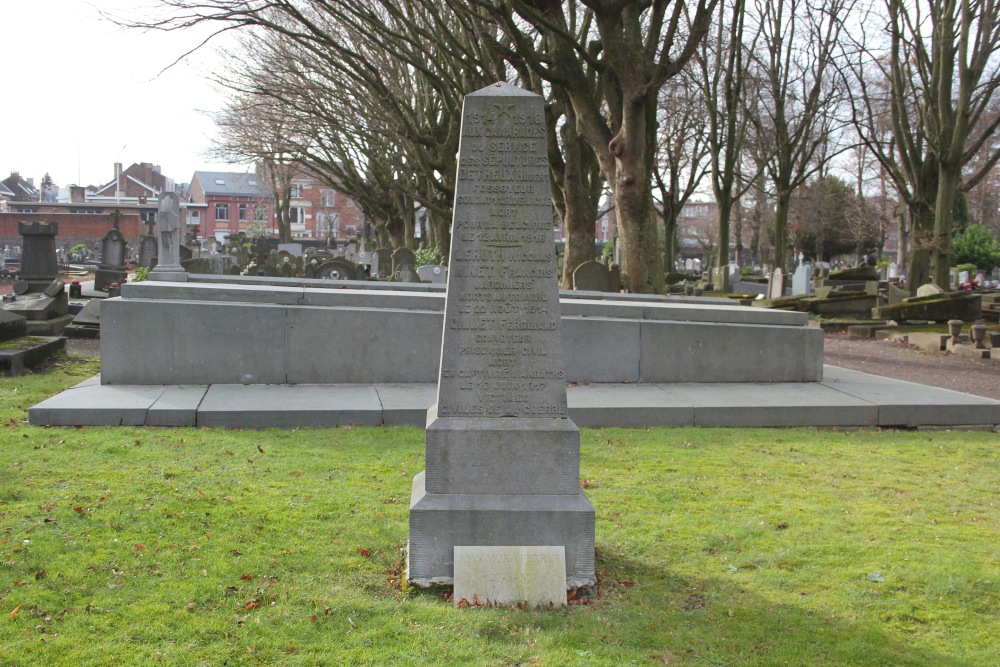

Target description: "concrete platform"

left=27, top=366, right=1000, bottom=429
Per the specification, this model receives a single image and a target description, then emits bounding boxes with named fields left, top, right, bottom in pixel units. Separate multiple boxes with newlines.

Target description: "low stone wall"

left=99, top=279, right=823, bottom=385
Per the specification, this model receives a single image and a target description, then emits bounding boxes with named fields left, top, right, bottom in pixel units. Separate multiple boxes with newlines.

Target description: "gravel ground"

left=63, top=332, right=1000, bottom=401
left=822, top=332, right=1000, bottom=401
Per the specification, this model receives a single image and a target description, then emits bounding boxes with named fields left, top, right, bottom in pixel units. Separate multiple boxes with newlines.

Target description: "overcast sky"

left=1, top=0, right=247, bottom=190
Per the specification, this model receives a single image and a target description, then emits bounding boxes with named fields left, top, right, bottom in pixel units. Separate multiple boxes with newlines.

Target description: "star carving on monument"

left=494, top=104, right=515, bottom=118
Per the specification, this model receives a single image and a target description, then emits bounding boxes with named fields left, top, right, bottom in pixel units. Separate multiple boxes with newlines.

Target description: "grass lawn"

left=1, top=354, right=998, bottom=666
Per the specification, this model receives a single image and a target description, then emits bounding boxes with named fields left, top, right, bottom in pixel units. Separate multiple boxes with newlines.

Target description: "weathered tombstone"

left=416, top=264, right=448, bottom=284
left=959, top=270, right=970, bottom=285
left=16, top=221, right=60, bottom=293
left=150, top=192, right=188, bottom=281
left=277, top=243, right=304, bottom=257
left=917, top=283, right=945, bottom=297
left=343, top=243, right=358, bottom=262
left=608, top=264, right=621, bottom=292
left=315, top=257, right=362, bottom=280
left=791, top=263, right=812, bottom=295
left=138, top=218, right=158, bottom=269
left=391, top=247, right=419, bottom=282
left=372, top=248, right=392, bottom=279
left=768, top=267, right=784, bottom=299
left=407, top=82, right=595, bottom=605
left=888, top=262, right=898, bottom=280
left=0, top=310, right=28, bottom=342
left=572, top=259, right=611, bottom=291
left=95, top=211, right=128, bottom=291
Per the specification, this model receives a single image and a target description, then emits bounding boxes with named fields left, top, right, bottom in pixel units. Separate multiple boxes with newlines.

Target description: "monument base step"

left=407, top=471, right=595, bottom=589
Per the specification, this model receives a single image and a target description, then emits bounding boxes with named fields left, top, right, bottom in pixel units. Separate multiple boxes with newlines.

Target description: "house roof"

left=0, top=182, right=14, bottom=198
left=193, top=171, right=266, bottom=197
left=1, top=173, right=39, bottom=200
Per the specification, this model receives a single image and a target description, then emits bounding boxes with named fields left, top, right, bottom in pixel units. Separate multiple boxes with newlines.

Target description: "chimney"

left=70, top=186, right=85, bottom=203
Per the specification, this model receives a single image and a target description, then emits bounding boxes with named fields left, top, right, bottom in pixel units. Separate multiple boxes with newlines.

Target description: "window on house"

left=255, top=205, right=267, bottom=221
left=189, top=210, right=200, bottom=223
left=321, top=190, right=336, bottom=207
left=215, top=203, right=230, bottom=221
left=289, top=207, right=305, bottom=225
left=290, top=183, right=304, bottom=198
left=239, top=204, right=248, bottom=221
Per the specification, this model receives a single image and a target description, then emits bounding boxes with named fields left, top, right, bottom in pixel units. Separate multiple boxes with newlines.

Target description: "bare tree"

left=694, top=0, right=760, bottom=285
left=747, top=0, right=850, bottom=273
left=842, top=0, right=1000, bottom=289
left=451, top=0, right=718, bottom=293
left=654, top=69, right=710, bottom=275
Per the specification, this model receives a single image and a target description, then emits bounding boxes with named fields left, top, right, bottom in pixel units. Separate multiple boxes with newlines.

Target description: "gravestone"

left=372, top=248, right=393, bottom=279
left=391, top=247, right=419, bottom=282
left=768, top=267, right=784, bottom=299
left=16, top=221, right=59, bottom=293
left=0, top=310, right=28, bottom=342
left=408, top=82, right=595, bottom=603
left=572, top=259, right=611, bottom=291
left=277, top=243, right=304, bottom=257
left=150, top=192, right=188, bottom=282
left=416, top=264, right=448, bottom=284
left=792, top=262, right=812, bottom=295
left=138, top=218, right=158, bottom=269
left=94, top=211, right=128, bottom=291
left=316, top=257, right=362, bottom=280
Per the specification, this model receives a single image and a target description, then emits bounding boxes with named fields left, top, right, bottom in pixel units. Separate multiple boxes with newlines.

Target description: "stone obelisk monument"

left=407, top=82, right=595, bottom=593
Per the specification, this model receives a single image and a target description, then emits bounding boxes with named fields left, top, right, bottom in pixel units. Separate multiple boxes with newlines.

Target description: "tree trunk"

left=773, top=189, right=792, bottom=273
left=611, top=98, right=663, bottom=293
left=932, top=167, right=961, bottom=287
left=906, top=203, right=935, bottom=290
left=715, top=197, right=734, bottom=290
left=558, top=116, right=598, bottom=289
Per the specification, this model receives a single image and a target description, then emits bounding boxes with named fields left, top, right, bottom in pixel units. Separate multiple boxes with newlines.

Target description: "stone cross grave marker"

left=407, top=82, right=595, bottom=606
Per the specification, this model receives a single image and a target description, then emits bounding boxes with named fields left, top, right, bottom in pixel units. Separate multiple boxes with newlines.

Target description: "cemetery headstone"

left=372, top=248, right=393, bottom=279
left=391, top=247, right=419, bottom=282
left=608, top=264, right=621, bottom=292
left=416, top=264, right=448, bottom=284
left=95, top=211, right=128, bottom=291
left=791, top=263, right=812, bottom=295
left=572, top=260, right=611, bottom=291
left=768, top=267, right=784, bottom=299
left=150, top=192, right=188, bottom=281
left=16, top=221, right=59, bottom=293
left=138, top=218, right=158, bottom=269
left=316, top=257, right=362, bottom=280
left=407, top=82, right=595, bottom=604
left=277, top=243, right=304, bottom=257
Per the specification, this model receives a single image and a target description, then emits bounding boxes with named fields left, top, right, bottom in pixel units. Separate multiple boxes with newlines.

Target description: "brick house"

left=90, top=162, right=174, bottom=204
left=1, top=172, right=39, bottom=203
left=189, top=171, right=273, bottom=242
left=279, top=170, right=366, bottom=242
left=0, top=163, right=184, bottom=257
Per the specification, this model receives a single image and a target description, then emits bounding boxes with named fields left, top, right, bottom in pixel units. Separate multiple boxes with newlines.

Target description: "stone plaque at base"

left=453, top=546, right=567, bottom=608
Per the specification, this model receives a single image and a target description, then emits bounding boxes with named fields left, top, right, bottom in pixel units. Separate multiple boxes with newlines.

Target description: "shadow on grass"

left=593, top=548, right=976, bottom=666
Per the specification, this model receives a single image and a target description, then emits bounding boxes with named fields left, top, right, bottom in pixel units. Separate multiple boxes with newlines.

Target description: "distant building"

left=91, top=162, right=174, bottom=205
left=276, top=170, right=366, bottom=242
left=189, top=171, right=273, bottom=242
left=1, top=172, right=39, bottom=203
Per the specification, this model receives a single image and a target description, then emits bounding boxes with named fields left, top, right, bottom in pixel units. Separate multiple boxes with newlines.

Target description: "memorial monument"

left=150, top=192, right=188, bottom=282
left=407, top=82, right=596, bottom=603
